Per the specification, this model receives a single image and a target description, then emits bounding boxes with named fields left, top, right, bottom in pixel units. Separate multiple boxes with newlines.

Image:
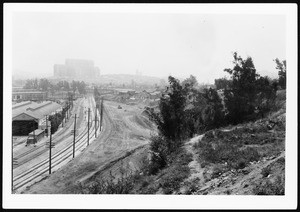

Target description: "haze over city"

left=12, top=12, right=285, bottom=83
left=5, top=4, right=299, bottom=211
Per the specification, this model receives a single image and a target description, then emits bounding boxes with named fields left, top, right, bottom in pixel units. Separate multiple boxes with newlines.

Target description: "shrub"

left=211, top=165, right=223, bottom=179
left=201, top=161, right=209, bottom=168
left=156, top=148, right=192, bottom=194
left=79, top=177, right=133, bottom=194
left=142, top=186, right=158, bottom=194
left=159, top=165, right=190, bottom=194
left=211, top=164, right=229, bottom=179
left=225, top=189, right=231, bottom=195
left=233, top=159, right=246, bottom=170
left=252, top=176, right=285, bottom=195
left=196, top=137, right=260, bottom=170
left=148, top=135, right=169, bottom=175
left=261, top=166, right=272, bottom=178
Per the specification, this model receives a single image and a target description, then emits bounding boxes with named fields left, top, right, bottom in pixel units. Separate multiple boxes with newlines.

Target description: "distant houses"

left=111, top=88, right=163, bottom=103
left=134, top=90, right=151, bottom=100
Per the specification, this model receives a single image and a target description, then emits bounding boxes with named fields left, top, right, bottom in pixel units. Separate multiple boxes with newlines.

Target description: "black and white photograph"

left=3, top=3, right=297, bottom=210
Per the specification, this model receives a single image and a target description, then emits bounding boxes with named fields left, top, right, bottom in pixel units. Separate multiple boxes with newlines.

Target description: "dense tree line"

left=48, top=104, right=70, bottom=134
left=23, top=78, right=87, bottom=94
left=147, top=75, right=225, bottom=174
left=146, top=52, right=282, bottom=174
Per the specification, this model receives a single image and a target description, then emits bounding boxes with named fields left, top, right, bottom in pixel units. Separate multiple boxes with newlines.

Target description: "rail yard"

left=12, top=92, right=156, bottom=194
left=12, top=95, right=103, bottom=193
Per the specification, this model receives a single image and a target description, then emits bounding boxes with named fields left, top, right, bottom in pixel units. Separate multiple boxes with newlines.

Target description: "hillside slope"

left=179, top=108, right=286, bottom=195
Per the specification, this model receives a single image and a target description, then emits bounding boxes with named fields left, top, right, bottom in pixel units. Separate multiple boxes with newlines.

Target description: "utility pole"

left=61, top=110, right=64, bottom=127
left=11, top=136, right=13, bottom=193
left=55, top=111, right=58, bottom=129
left=46, top=115, right=48, bottom=137
left=46, top=126, right=55, bottom=174
left=100, top=98, right=104, bottom=131
left=49, top=128, right=52, bottom=174
left=73, top=114, right=77, bottom=158
left=33, top=122, right=35, bottom=144
left=67, top=101, right=70, bottom=120
left=87, top=108, right=90, bottom=146
left=95, top=107, right=97, bottom=138
left=66, top=102, right=68, bottom=122
left=12, top=136, right=18, bottom=193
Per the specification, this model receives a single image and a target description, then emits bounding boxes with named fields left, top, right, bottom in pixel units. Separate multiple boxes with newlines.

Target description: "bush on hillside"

left=196, top=138, right=260, bottom=170
left=252, top=175, right=285, bottom=195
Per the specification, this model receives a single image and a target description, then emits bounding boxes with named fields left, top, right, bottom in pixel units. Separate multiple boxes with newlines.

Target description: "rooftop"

left=12, top=101, right=62, bottom=120
left=115, top=89, right=136, bottom=93
left=12, top=91, right=47, bottom=94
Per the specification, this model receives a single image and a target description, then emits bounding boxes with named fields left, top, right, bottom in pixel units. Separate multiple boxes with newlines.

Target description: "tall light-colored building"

left=54, top=59, right=100, bottom=79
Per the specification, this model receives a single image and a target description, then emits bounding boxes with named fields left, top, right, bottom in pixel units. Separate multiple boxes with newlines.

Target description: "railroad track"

left=13, top=96, right=100, bottom=192
left=94, top=103, right=115, bottom=151
left=13, top=98, right=86, bottom=166
left=13, top=121, right=98, bottom=191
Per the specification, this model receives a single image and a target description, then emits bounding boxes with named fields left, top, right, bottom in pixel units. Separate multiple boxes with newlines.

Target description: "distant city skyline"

left=53, top=58, right=100, bottom=79
left=11, top=5, right=286, bottom=83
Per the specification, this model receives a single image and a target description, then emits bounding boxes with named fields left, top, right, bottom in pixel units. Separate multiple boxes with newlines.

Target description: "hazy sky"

left=12, top=12, right=286, bottom=83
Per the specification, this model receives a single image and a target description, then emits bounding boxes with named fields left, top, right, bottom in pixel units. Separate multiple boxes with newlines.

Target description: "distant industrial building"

left=114, top=89, right=136, bottom=96
left=12, top=101, right=62, bottom=136
left=12, top=88, right=47, bottom=102
left=54, top=59, right=100, bottom=79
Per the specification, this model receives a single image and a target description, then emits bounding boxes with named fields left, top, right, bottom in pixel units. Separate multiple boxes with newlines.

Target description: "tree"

left=202, top=88, right=225, bottom=129
left=274, top=58, right=286, bottom=89
left=224, top=52, right=277, bottom=124
left=78, top=81, right=86, bottom=94
left=39, top=78, right=51, bottom=91
left=71, top=80, right=77, bottom=93
left=148, top=76, right=187, bottom=150
left=255, top=76, right=277, bottom=118
left=223, top=52, right=260, bottom=124
left=214, top=77, right=232, bottom=90
left=182, top=75, right=207, bottom=136
left=182, top=75, right=198, bottom=89
left=24, top=79, right=38, bottom=89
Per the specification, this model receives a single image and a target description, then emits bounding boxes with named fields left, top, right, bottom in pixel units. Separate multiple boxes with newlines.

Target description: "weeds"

left=196, top=137, right=260, bottom=170
left=78, top=167, right=139, bottom=194
left=261, top=166, right=272, bottom=178
left=252, top=175, right=285, bottom=195
left=156, top=149, right=193, bottom=194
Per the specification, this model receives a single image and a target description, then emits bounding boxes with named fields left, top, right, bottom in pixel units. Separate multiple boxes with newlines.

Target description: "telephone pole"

left=49, top=128, right=52, bottom=174
left=100, top=98, right=104, bottom=131
left=33, top=122, right=35, bottom=144
left=68, top=102, right=70, bottom=120
left=73, top=114, right=77, bottom=158
left=95, top=107, right=97, bottom=138
left=45, top=124, right=55, bottom=174
left=61, top=110, right=64, bottom=127
left=87, top=108, right=90, bottom=146
left=12, top=136, right=18, bottom=193
left=46, top=115, right=48, bottom=137
left=11, top=135, right=14, bottom=194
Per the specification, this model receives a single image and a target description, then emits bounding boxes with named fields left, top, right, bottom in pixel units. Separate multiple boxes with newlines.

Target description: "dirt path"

left=186, top=135, right=205, bottom=182
left=179, top=134, right=205, bottom=194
